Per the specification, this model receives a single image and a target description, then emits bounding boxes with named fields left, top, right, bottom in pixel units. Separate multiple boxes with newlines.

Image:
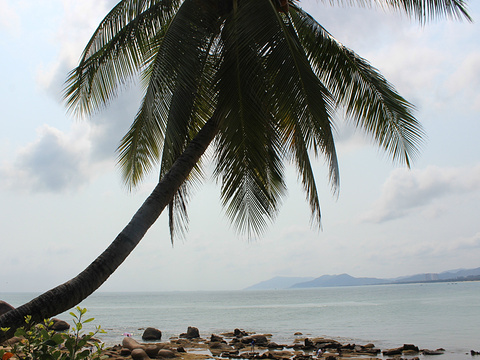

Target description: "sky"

left=1, top=0, right=479, bottom=293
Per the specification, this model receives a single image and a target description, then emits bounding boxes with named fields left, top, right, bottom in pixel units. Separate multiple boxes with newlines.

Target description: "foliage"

left=63, top=0, right=471, bottom=242
left=0, top=307, right=106, bottom=360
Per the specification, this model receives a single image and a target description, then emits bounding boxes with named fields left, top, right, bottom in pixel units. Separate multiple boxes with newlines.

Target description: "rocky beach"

left=1, top=321, right=470, bottom=360
left=3, top=283, right=480, bottom=360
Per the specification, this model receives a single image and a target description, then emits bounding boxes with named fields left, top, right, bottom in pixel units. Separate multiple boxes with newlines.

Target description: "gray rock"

left=181, top=326, right=200, bottom=339
left=145, top=345, right=160, bottom=357
left=50, top=318, right=70, bottom=331
left=131, top=348, right=150, bottom=360
left=157, top=349, right=176, bottom=358
left=122, top=337, right=146, bottom=351
left=142, top=327, right=162, bottom=341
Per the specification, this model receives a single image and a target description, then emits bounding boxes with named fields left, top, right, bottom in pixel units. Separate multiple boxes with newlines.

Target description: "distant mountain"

left=245, top=267, right=480, bottom=290
left=244, top=276, right=315, bottom=290
left=290, top=273, right=389, bottom=288
left=392, top=267, right=480, bottom=283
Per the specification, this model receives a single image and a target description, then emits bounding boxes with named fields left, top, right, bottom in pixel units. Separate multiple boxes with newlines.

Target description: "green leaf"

left=77, top=349, right=91, bottom=359
left=83, top=317, right=95, bottom=324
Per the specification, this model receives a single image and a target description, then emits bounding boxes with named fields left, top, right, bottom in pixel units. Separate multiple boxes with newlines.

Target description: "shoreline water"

left=2, top=282, right=479, bottom=359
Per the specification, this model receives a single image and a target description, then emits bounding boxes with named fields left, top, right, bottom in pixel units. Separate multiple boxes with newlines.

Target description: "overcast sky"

left=1, top=0, right=479, bottom=293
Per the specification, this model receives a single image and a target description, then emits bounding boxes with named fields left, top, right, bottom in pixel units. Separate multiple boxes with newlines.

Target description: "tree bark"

left=0, top=114, right=220, bottom=343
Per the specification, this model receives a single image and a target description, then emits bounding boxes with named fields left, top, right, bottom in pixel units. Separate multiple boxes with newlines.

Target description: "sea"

left=1, top=281, right=479, bottom=359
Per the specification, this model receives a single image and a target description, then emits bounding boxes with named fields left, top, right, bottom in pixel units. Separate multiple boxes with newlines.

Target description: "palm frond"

left=315, top=0, right=472, bottom=22
left=158, top=1, right=223, bottom=242
left=117, top=0, right=220, bottom=189
left=64, top=0, right=181, bottom=116
left=213, top=0, right=288, bottom=237
left=291, top=7, right=424, bottom=167
left=257, top=5, right=337, bottom=225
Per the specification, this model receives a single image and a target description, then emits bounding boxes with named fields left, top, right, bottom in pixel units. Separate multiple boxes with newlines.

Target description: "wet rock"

left=180, top=326, right=200, bottom=339
left=292, top=355, right=312, bottom=360
left=157, top=349, right=176, bottom=358
left=176, top=347, right=186, bottom=353
left=120, top=348, right=131, bottom=356
left=304, top=338, right=314, bottom=349
left=210, top=334, right=224, bottom=343
left=402, top=344, right=419, bottom=352
left=242, top=334, right=269, bottom=346
left=422, top=349, right=445, bottom=355
left=0, top=301, right=14, bottom=316
left=311, top=338, right=342, bottom=349
left=294, top=332, right=303, bottom=336
left=209, top=341, right=234, bottom=355
left=142, top=327, right=162, bottom=341
left=471, top=350, right=480, bottom=356
left=383, top=347, right=403, bottom=356
left=122, top=337, right=146, bottom=351
left=1, top=336, right=22, bottom=346
left=267, top=341, right=284, bottom=349
left=234, top=329, right=248, bottom=337
left=221, top=350, right=239, bottom=357
left=145, top=344, right=160, bottom=357
left=50, top=318, right=70, bottom=331
left=131, top=348, right=150, bottom=360
left=263, top=350, right=293, bottom=360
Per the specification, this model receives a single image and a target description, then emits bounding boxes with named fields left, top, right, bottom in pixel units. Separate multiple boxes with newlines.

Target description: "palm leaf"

left=316, top=0, right=471, bottom=22
left=64, top=0, right=181, bottom=116
left=291, top=7, right=424, bottom=166
left=213, top=0, right=288, bottom=237
left=259, top=4, right=338, bottom=225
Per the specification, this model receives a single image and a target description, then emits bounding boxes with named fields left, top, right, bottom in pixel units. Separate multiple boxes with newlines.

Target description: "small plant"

left=0, top=307, right=106, bottom=360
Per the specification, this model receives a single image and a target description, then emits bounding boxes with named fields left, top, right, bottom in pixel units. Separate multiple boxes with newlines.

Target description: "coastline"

left=2, top=283, right=480, bottom=359
left=2, top=326, right=471, bottom=360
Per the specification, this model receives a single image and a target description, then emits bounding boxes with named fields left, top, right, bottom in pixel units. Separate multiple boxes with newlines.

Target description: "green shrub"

left=1, top=307, right=106, bottom=360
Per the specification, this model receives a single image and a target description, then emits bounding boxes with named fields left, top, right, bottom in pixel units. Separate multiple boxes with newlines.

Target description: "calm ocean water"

left=2, top=282, right=479, bottom=359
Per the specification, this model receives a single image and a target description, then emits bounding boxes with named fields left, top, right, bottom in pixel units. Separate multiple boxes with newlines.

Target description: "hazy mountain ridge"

left=245, top=267, right=480, bottom=290
left=245, top=276, right=315, bottom=290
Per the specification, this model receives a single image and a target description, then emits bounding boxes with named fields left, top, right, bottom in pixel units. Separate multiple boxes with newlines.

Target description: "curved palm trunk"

left=0, top=115, right=220, bottom=343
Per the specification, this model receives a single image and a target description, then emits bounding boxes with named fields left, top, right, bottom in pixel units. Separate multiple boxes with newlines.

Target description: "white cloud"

left=362, top=164, right=480, bottom=223
left=0, top=123, right=110, bottom=193
left=0, top=0, right=21, bottom=36
left=445, top=52, right=480, bottom=111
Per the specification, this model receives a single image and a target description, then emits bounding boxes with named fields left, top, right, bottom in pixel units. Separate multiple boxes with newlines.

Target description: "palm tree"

left=0, top=0, right=471, bottom=342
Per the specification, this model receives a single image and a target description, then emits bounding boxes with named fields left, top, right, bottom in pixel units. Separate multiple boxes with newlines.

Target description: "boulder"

left=242, top=334, right=269, bottom=346
left=50, top=318, right=70, bottom=331
left=324, top=356, right=337, bottom=360
left=210, top=334, right=224, bottom=343
left=312, top=338, right=342, bottom=349
left=122, top=337, right=146, bottom=351
left=182, top=326, right=200, bottom=339
left=131, top=348, right=150, bottom=360
left=120, top=348, right=131, bottom=356
left=267, top=342, right=284, bottom=349
left=422, top=349, right=445, bottom=355
left=142, top=327, right=162, bottom=341
left=209, top=341, right=234, bottom=355
left=234, top=328, right=248, bottom=337
left=0, top=301, right=15, bottom=316
left=157, top=349, right=176, bottom=358
left=402, top=344, right=419, bottom=352
left=144, top=345, right=160, bottom=358
left=263, top=350, right=293, bottom=360
left=304, top=338, right=314, bottom=349
left=382, top=347, right=403, bottom=356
